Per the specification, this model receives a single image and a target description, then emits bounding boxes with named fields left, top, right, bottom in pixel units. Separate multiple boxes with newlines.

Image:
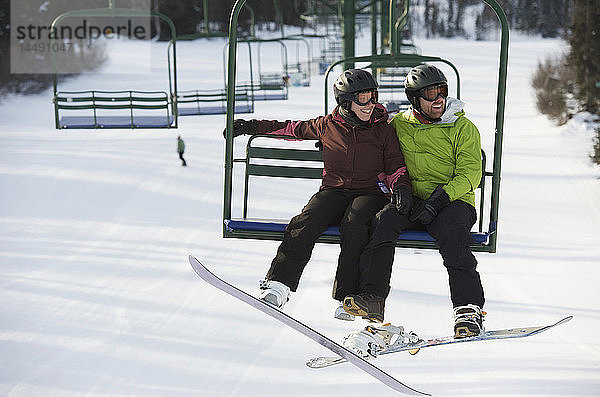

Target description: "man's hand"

left=409, top=185, right=450, bottom=224
left=222, top=119, right=258, bottom=138
left=391, top=185, right=413, bottom=215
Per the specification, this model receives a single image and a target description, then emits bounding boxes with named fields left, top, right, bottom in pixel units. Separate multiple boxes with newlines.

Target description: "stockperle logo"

left=10, top=0, right=151, bottom=74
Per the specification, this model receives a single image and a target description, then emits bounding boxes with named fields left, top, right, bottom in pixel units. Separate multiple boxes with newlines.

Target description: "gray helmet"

left=333, top=69, right=378, bottom=105
left=405, top=64, right=447, bottom=109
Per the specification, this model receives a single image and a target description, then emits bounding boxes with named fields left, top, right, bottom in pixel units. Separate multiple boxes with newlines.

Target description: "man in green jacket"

left=343, top=64, right=485, bottom=338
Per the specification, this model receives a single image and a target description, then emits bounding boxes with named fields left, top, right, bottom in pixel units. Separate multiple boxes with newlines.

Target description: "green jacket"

left=389, top=98, right=481, bottom=207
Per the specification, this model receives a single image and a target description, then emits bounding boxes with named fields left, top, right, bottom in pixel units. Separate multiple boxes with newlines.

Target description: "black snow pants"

left=265, top=188, right=389, bottom=301
left=358, top=200, right=485, bottom=308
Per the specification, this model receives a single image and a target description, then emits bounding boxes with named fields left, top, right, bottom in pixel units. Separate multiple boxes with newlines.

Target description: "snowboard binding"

left=342, top=324, right=420, bottom=359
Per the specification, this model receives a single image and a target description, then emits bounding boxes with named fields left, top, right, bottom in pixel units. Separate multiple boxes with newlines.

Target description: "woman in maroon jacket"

left=230, top=69, right=412, bottom=322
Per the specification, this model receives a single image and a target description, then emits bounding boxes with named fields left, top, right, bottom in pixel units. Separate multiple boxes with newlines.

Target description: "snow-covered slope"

left=1, top=31, right=599, bottom=396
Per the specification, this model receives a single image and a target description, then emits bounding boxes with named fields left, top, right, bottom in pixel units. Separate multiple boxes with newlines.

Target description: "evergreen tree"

left=430, top=3, right=440, bottom=36
left=424, top=0, right=431, bottom=38
left=474, top=3, right=499, bottom=40
left=156, top=0, right=204, bottom=40
left=454, top=0, right=466, bottom=36
left=0, top=0, right=105, bottom=97
left=514, top=0, right=533, bottom=32
left=540, top=0, right=567, bottom=37
left=1, top=0, right=54, bottom=96
left=567, top=0, right=600, bottom=114
left=447, top=0, right=455, bottom=37
left=592, top=126, right=600, bottom=166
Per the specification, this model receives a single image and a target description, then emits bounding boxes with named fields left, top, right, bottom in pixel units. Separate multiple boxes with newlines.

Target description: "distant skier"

left=177, top=135, right=187, bottom=166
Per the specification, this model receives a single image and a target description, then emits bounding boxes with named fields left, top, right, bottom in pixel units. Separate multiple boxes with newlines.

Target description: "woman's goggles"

left=419, top=83, right=448, bottom=101
left=353, top=89, right=378, bottom=106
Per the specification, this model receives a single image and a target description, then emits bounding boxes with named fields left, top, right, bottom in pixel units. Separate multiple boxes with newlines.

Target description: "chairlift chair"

left=51, top=7, right=178, bottom=129
left=221, top=0, right=509, bottom=254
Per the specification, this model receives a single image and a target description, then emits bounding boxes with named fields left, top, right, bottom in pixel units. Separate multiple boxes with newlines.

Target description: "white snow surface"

left=1, top=30, right=600, bottom=397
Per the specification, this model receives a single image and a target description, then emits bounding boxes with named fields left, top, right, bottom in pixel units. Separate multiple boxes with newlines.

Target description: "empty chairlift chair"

left=54, top=90, right=175, bottom=129
left=51, top=7, right=178, bottom=129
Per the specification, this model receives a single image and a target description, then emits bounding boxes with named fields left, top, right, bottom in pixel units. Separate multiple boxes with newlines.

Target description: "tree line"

left=155, top=0, right=574, bottom=40
left=411, top=0, right=571, bottom=39
left=529, top=0, right=599, bottom=165
left=0, top=0, right=594, bottom=102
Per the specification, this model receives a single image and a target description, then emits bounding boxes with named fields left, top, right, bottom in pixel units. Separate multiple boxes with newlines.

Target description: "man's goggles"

left=419, top=83, right=448, bottom=101
left=353, top=89, right=378, bottom=106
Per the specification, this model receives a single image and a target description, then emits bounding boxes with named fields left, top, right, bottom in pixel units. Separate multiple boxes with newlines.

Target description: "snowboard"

left=188, top=255, right=429, bottom=396
left=306, top=316, right=573, bottom=369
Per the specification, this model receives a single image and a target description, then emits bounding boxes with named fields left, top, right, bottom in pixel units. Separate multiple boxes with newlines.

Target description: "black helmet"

left=333, top=69, right=378, bottom=105
left=405, top=64, right=447, bottom=109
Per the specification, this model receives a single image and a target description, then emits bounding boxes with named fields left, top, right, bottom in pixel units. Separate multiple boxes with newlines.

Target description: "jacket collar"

left=406, top=97, right=465, bottom=125
left=438, top=97, right=465, bottom=124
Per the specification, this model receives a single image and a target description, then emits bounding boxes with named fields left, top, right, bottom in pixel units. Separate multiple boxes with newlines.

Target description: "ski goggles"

left=353, top=89, right=378, bottom=106
left=419, top=83, right=448, bottom=101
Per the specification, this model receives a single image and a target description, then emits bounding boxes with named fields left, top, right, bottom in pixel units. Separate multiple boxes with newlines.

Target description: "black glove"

left=391, top=185, right=413, bottom=215
left=222, top=119, right=258, bottom=139
left=409, top=184, right=450, bottom=225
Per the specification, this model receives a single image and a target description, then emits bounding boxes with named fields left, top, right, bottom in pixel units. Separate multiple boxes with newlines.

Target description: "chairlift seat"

left=224, top=218, right=490, bottom=247
left=236, top=81, right=288, bottom=101
left=54, top=90, right=175, bottom=129
left=252, top=92, right=288, bottom=101
left=59, top=115, right=174, bottom=129
left=178, top=104, right=253, bottom=116
left=179, top=105, right=254, bottom=116
left=177, top=89, right=254, bottom=116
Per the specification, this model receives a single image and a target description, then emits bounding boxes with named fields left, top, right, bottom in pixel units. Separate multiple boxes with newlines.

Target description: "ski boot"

left=334, top=301, right=355, bottom=321
left=453, top=304, right=486, bottom=338
left=259, top=280, right=290, bottom=309
left=342, top=324, right=412, bottom=359
left=343, top=292, right=385, bottom=322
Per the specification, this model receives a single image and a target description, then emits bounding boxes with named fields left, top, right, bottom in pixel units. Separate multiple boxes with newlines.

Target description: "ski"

left=307, top=316, right=573, bottom=369
left=188, top=255, right=429, bottom=396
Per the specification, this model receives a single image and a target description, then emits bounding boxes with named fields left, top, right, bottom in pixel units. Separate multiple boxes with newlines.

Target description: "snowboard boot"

left=342, top=324, right=406, bottom=359
left=453, top=304, right=485, bottom=338
left=259, top=280, right=290, bottom=309
left=334, top=301, right=355, bottom=321
left=343, top=293, right=385, bottom=323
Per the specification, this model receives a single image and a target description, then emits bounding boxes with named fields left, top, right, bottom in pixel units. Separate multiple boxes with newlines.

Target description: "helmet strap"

left=338, top=104, right=371, bottom=127
left=340, top=100, right=352, bottom=111
left=409, top=94, right=446, bottom=123
left=413, top=107, right=443, bottom=123
left=406, top=91, right=420, bottom=112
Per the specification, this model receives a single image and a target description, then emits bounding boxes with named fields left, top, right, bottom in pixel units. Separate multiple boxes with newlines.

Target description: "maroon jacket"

left=254, top=104, right=411, bottom=195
